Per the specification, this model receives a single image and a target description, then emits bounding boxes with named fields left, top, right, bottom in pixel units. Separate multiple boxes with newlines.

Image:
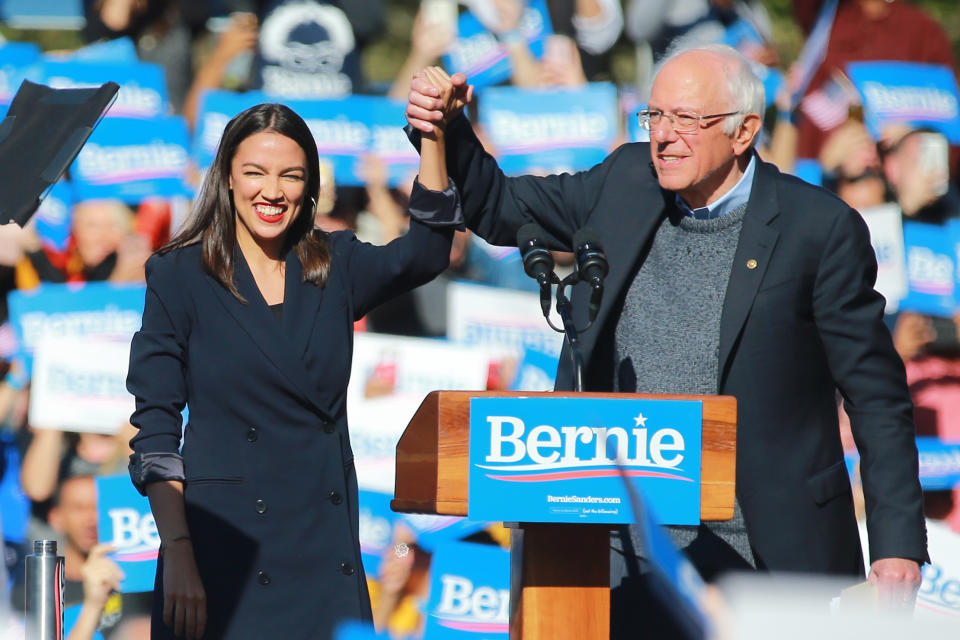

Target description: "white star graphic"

left=634, top=413, right=648, bottom=427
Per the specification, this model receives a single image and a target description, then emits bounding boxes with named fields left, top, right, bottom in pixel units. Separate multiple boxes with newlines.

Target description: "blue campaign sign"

left=95, top=475, right=159, bottom=593
left=469, top=397, right=702, bottom=524
left=916, top=437, right=960, bottom=491
left=900, top=220, right=957, bottom=316
left=192, top=90, right=268, bottom=169
left=444, top=0, right=551, bottom=89
left=59, top=37, right=139, bottom=64
left=34, top=179, right=74, bottom=251
left=0, top=41, right=42, bottom=105
left=64, top=605, right=105, bottom=640
left=480, top=83, right=618, bottom=176
left=6, top=281, right=145, bottom=373
left=398, top=512, right=489, bottom=553
left=335, top=621, right=387, bottom=640
left=847, top=62, right=960, bottom=144
left=424, top=541, right=509, bottom=639
left=509, top=346, right=558, bottom=391
left=367, top=97, right=420, bottom=187
left=294, top=95, right=374, bottom=187
left=40, top=59, right=169, bottom=119
left=192, top=91, right=393, bottom=187
left=71, top=115, right=192, bottom=202
left=358, top=489, right=397, bottom=577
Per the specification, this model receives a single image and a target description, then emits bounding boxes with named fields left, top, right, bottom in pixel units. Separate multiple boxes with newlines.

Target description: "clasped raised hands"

left=405, top=67, right=474, bottom=135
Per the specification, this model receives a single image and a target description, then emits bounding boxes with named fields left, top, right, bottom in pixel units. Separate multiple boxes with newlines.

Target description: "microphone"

left=517, top=223, right=555, bottom=317
left=573, top=228, right=608, bottom=323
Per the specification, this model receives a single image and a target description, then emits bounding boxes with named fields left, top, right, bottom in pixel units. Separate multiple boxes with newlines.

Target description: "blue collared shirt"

left=675, top=154, right=756, bottom=220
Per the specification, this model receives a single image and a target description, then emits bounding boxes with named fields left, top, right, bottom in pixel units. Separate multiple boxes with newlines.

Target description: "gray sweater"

left=612, top=202, right=755, bottom=568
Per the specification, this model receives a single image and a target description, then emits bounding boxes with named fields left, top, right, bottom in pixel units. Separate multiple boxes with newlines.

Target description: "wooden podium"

left=391, top=390, right=737, bottom=639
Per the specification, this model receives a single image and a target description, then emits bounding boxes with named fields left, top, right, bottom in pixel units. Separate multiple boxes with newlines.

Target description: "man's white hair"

left=655, top=43, right=765, bottom=143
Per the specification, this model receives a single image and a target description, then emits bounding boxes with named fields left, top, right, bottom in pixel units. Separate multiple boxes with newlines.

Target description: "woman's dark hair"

left=161, top=103, right=330, bottom=300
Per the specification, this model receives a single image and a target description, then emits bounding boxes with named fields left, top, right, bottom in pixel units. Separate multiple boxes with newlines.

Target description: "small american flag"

left=801, top=75, right=857, bottom=131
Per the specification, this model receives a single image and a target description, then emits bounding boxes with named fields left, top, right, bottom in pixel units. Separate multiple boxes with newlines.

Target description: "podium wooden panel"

left=391, top=391, right=737, bottom=639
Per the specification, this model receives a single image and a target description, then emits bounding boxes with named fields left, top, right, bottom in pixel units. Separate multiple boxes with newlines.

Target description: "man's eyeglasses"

left=637, top=109, right=741, bottom=134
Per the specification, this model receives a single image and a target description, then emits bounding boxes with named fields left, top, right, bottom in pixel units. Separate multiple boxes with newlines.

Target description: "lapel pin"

left=746, top=259, right=758, bottom=270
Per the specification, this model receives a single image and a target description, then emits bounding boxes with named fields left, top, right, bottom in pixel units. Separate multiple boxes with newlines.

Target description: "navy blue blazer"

left=127, top=183, right=459, bottom=640
left=429, top=115, right=927, bottom=576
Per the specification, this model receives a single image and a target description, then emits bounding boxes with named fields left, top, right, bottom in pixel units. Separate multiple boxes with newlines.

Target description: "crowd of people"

left=0, top=0, right=957, bottom=638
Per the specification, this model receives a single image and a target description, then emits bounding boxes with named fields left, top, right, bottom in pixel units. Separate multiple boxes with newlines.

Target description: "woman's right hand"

left=162, top=539, right=207, bottom=640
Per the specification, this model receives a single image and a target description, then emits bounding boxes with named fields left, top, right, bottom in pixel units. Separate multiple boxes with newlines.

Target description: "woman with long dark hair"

left=127, top=72, right=463, bottom=639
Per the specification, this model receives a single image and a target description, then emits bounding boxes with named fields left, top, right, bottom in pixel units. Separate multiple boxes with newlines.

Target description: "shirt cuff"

left=129, top=451, right=185, bottom=496
left=409, top=178, right=465, bottom=230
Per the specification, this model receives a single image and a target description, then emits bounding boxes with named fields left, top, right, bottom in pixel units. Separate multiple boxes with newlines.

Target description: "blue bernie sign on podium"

left=468, top=397, right=702, bottom=525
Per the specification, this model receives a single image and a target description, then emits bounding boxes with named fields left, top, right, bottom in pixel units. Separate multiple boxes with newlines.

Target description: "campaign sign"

left=509, top=346, right=558, bottom=392
left=40, top=60, right=169, bottom=119
left=193, top=90, right=268, bottom=169
left=367, top=97, right=420, bottom=187
left=6, top=281, right=145, bottom=373
left=71, top=115, right=192, bottom=202
left=859, top=203, right=908, bottom=312
left=480, top=83, right=617, bottom=176
left=900, top=220, right=958, bottom=316
left=444, top=0, right=551, bottom=90
left=916, top=437, right=960, bottom=491
left=469, top=397, right=702, bottom=524
left=56, top=37, right=139, bottom=64
left=29, top=336, right=134, bottom=433
left=399, top=512, right=489, bottom=553
left=0, top=41, right=42, bottom=104
left=358, top=489, right=396, bottom=577
left=335, top=621, right=386, bottom=640
left=33, top=179, right=74, bottom=251
left=96, top=474, right=159, bottom=593
left=295, top=95, right=375, bottom=187
left=846, top=62, right=960, bottom=144
left=424, top=541, right=509, bottom=639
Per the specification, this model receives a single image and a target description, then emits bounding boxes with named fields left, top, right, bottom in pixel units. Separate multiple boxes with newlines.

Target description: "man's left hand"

left=868, top=557, right=922, bottom=610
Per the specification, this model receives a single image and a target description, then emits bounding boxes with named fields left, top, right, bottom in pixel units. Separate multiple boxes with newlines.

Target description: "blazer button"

left=328, top=491, right=342, bottom=505
left=323, top=421, right=335, bottom=434
left=340, top=562, right=355, bottom=576
left=255, top=499, right=267, bottom=514
left=246, top=427, right=258, bottom=442
left=258, top=571, right=271, bottom=585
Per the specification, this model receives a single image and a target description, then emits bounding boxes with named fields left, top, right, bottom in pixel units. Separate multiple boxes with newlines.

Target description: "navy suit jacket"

left=127, top=187, right=456, bottom=639
left=434, top=116, right=928, bottom=575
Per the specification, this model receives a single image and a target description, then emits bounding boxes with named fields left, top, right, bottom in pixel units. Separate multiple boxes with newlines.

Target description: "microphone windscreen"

left=573, top=227, right=603, bottom=252
left=517, top=223, right=545, bottom=250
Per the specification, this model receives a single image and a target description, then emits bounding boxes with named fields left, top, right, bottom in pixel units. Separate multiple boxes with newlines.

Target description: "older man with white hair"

left=405, top=43, right=927, bottom=627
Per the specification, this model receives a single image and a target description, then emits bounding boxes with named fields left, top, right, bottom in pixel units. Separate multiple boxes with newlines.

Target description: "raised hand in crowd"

left=109, top=233, right=152, bottom=283
left=538, top=34, right=587, bottom=87
left=182, top=12, right=260, bottom=131
left=892, top=312, right=936, bottom=362
left=358, top=155, right=408, bottom=245
left=405, top=69, right=474, bottom=134
left=388, top=5, right=457, bottom=100
left=66, top=544, right=125, bottom=640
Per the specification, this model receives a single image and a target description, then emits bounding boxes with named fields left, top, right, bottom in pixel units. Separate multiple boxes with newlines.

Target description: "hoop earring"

left=310, top=196, right=318, bottom=211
